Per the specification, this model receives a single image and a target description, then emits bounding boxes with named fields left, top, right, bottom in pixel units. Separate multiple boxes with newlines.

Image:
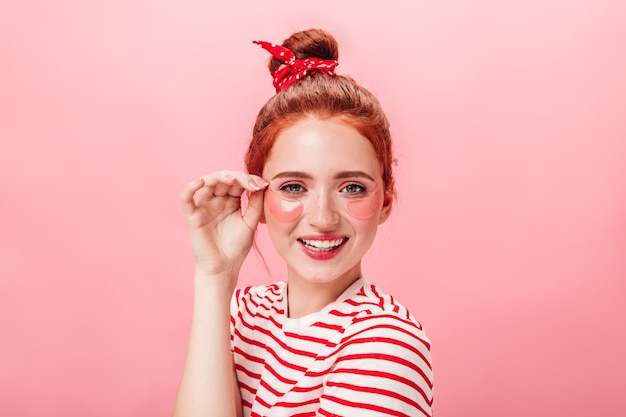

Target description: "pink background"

left=1, top=1, right=625, bottom=416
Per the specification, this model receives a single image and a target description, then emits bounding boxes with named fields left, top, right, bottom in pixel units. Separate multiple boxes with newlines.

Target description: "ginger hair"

left=245, top=28, right=396, bottom=196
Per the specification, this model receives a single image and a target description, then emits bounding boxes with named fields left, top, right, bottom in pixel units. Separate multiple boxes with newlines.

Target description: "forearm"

left=173, top=271, right=241, bottom=417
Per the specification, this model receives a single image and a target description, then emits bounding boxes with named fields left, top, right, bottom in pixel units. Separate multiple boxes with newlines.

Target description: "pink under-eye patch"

left=265, top=183, right=383, bottom=222
left=265, top=186, right=304, bottom=222
left=345, top=184, right=384, bottom=220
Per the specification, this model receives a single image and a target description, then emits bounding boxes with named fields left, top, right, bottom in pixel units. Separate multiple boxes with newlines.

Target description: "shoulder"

left=338, top=283, right=432, bottom=382
left=235, top=281, right=285, bottom=303
left=321, top=283, right=434, bottom=416
left=231, top=281, right=286, bottom=317
left=338, top=282, right=433, bottom=396
left=341, top=282, right=430, bottom=347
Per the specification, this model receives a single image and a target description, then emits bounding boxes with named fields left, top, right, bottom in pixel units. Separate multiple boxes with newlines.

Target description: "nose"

left=307, top=190, right=340, bottom=229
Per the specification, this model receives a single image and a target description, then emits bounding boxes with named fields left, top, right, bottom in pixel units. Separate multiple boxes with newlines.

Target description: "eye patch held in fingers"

left=265, top=186, right=304, bottom=222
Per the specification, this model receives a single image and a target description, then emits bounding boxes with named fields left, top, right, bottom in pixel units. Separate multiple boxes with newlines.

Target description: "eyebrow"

left=334, top=170, right=376, bottom=181
left=271, top=170, right=375, bottom=182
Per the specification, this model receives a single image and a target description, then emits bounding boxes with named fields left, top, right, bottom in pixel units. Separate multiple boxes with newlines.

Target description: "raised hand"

left=180, top=171, right=268, bottom=283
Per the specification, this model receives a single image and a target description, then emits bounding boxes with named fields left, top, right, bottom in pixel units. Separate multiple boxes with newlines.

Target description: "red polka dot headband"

left=253, top=40, right=339, bottom=93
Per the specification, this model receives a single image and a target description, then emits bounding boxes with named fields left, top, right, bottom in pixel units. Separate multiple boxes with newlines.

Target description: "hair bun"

left=268, top=29, right=339, bottom=75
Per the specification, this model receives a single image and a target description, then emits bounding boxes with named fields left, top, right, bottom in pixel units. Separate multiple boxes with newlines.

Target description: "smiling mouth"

left=298, top=237, right=348, bottom=252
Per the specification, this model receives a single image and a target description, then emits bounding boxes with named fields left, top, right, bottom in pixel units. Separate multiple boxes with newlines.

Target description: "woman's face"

left=261, top=116, right=392, bottom=286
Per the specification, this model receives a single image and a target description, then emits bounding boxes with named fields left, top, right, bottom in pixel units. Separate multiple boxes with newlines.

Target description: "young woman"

left=173, top=29, right=433, bottom=417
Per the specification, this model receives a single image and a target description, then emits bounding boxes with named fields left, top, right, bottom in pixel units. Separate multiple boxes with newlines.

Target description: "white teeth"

left=301, top=238, right=345, bottom=251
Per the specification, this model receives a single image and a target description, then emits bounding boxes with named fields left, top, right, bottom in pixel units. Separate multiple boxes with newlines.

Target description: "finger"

left=242, top=187, right=265, bottom=231
left=199, top=171, right=237, bottom=196
left=212, top=181, right=233, bottom=198
left=227, top=172, right=268, bottom=193
left=249, top=174, right=269, bottom=189
left=198, top=171, right=268, bottom=198
left=194, top=183, right=213, bottom=203
left=218, top=172, right=268, bottom=197
left=225, top=182, right=246, bottom=199
left=180, top=178, right=205, bottom=215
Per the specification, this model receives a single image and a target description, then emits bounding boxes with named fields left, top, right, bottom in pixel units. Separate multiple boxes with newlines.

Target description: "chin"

left=289, top=262, right=362, bottom=286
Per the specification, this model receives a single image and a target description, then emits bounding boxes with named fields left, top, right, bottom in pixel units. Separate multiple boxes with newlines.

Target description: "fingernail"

left=249, top=178, right=269, bottom=190
left=248, top=180, right=261, bottom=190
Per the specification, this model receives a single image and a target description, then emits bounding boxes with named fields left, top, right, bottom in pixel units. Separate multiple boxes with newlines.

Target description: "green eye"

left=279, top=183, right=306, bottom=194
left=342, top=183, right=367, bottom=194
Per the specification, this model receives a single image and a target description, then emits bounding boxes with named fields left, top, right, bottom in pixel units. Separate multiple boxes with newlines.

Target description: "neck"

left=285, top=268, right=362, bottom=319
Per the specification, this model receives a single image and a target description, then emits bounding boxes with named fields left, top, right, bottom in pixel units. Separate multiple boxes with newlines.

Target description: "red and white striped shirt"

left=230, top=278, right=433, bottom=416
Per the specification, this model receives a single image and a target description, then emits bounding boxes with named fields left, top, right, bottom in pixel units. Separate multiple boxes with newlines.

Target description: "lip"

left=298, top=234, right=349, bottom=261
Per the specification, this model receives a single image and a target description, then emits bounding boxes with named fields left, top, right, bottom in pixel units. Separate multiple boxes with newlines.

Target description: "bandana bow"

left=253, top=40, right=339, bottom=93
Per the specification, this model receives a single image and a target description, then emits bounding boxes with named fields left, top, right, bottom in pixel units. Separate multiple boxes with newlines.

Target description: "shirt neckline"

left=281, top=277, right=369, bottom=330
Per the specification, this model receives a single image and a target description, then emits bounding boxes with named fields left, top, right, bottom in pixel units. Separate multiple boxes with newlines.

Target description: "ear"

left=378, top=191, right=393, bottom=225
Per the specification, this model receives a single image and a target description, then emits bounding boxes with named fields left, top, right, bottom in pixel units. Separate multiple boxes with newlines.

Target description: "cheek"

left=265, top=187, right=303, bottom=222
left=345, top=184, right=383, bottom=221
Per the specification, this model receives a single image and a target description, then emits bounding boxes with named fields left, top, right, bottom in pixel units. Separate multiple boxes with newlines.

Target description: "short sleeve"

left=229, top=286, right=249, bottom=353
left=316, top=314, right=433, bottom=417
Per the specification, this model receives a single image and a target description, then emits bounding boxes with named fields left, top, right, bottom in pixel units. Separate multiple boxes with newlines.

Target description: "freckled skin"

left=265, top=186, right=303, bottom=222
left=261, top=117, right=392, bottom=289
left=266, top=184, right=383, bottom=223
left=345, top=184, right=383, bottom=220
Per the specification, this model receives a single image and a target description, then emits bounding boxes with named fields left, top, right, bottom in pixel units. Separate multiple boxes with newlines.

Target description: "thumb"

left=242, top=188, right=265, bottom=231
